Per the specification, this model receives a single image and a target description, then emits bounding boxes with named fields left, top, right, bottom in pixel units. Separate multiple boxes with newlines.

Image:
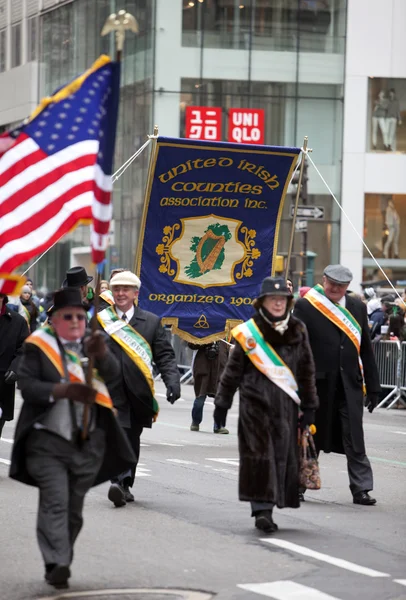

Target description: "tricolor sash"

left=18, top=301, right=30, bottom=324
left=304, top=284, right=365, bottom=384
left=100, top=290, right=114, bottom=305
left=26, top=326, right=113, bottom=409
left=97, top=306, right=159, bottom=418
left=232, top=318, right=301, bottom=406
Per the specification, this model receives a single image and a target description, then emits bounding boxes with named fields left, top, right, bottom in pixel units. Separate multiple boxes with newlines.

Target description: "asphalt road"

left=0, top=382, right=405, bottom=600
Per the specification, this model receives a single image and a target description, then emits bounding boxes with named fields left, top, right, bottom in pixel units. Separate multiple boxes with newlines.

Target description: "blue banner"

left=136, top=137, right=300, bottom=342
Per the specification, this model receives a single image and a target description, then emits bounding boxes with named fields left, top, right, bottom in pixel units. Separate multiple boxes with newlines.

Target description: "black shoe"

left=254, top=510, right=278, bottom=534
left=124, top=485, right=134, bottom=502
left=45, top=564, right=70, bottom=589
left=353, top=491, right=376, bottom=505
left=108, top=483, right=126, bottom=507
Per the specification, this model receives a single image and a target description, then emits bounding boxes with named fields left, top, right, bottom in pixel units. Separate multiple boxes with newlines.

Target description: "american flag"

left=0, top=55, right=120, bottom=279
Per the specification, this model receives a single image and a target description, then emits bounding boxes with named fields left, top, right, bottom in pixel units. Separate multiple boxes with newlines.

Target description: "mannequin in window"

left=386, top=88, right=402, bottom=151
left=383, top=199, right=400, bottom=259
left=372, top=90, right=389, bottom=150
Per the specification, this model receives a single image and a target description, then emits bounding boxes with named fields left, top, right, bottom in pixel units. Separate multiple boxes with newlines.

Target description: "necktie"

left=122, top=313, right=127, bottom=322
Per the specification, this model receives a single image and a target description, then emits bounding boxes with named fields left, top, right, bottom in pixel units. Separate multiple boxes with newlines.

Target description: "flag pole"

left=284, top=136, right=309, bottom=280
left=134, top=124, right=159, bottom=274
left=82, top=8, right=139, bottom=440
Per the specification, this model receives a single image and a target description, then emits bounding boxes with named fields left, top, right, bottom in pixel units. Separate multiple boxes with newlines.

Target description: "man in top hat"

left=10, top=288, right=135, bottom=589
left=62, top=266, right=94, bottom=319
left=97, top=270, right=181, bottom=507
left=0, top=291, right=29, bottom=438
left=294, top=265, right=381, bottom=505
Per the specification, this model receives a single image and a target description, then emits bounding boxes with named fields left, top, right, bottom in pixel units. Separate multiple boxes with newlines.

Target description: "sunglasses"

left=60, top=313, right=86, bottom=321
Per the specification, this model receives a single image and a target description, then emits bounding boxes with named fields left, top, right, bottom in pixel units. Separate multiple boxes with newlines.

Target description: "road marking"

left=394, top=580, right=406, bottom=586
left=206, top=458, right=239, bottom=466
left=0, top=437, right=13, bottom=444
left=157, top=442, right=184, bottom=447
left=392, top=431, right=406, bottom=435
left=369, top=456, right=406, bottom=467
left=136, top=464, right=151, bottom=477
left=238, top=581, right=342, bottom=599
left=0, top=458, right=11, bottom=466
left=261, top=539, right=390, bottom=578
left=205, top=466, right=237, bottom=474
left=167, top=459, right=198, bottom=465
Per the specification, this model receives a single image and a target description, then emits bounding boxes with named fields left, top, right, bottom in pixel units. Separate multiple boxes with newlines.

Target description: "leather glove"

left=213, top=405, right=228, bottom=428
left=4, top=370, right=17, bottom=384
left=84, top=331, right=107, bottom=360
left=299, top=409, right=316, bottom=430
left=52, top=382, right=97, bottom=405
left=166, top=385, right=181, bottom=404
left=364, top=394, right=379, bottom=413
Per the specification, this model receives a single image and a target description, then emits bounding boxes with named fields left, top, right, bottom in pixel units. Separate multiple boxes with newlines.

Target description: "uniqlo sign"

left=185, top=106, right=222, bottom=141
left=228, top=108, right=265, bottom=144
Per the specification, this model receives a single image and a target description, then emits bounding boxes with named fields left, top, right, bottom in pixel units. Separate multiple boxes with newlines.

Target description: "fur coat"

left=215, top=313, right=319, bottom=508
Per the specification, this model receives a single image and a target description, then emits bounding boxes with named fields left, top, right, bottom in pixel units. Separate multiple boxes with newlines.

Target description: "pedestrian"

left=97, top=270, right=181, bottom=507
left=0, top=291, right=29, bottom=438
left=16, top=284, right=39, bottom=332
left=9, top=288, right=135, bottom=589
left=214, top=277, right=319, bottom=533
left=294, top=265, right=381, bottom=505
left=26, top=278, right=41, bottom=308
left=62, top=266, right=94, bottom=319
left=100, top=280, right=109, bottom=292
left=189, top=340, right=230, bottom=433
left=286, top=278, right=294, bottom=294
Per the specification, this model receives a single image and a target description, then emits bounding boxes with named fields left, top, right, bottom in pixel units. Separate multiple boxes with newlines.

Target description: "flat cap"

left=324, top=264, right=353, bottom=284
left=110, top=271, right=141, bottom=289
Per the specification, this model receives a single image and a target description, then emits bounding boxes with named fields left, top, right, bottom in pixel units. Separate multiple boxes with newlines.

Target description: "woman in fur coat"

left=214, top=276, right=319, bottom=533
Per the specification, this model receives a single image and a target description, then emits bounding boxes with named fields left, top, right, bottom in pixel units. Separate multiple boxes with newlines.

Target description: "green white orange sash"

left=232, top=318, right=301, bottom=406
left=26, top=326, right=113, bottom=409
left=100, top=290, right=114, bottom=305
left=304, top=284, right=365, bottom=384
left=18, top=302, right=30, bottom=324
left=97, top=306, right=159, bottom=418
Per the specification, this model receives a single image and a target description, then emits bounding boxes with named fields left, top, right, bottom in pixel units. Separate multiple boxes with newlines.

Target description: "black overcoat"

left=102, top=305, right=180, bottom=428
left=0, top=307, right=29, bottom=421
left=294, top=293, right=381, bottom=454
left=215, top=314, right=319, bottom=509
left=9, top=338, right=135, bottom=487
left=188, top=341, right=229, bottom=398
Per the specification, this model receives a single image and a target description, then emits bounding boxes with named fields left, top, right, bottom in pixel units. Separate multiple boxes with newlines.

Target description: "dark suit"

left=0, top=307, right=29, bottom=436
left=101, top=305, right=180, bottom=487
left=10, top=338, right=135, bottom=567
left=294, top=293, right=381, bottom=494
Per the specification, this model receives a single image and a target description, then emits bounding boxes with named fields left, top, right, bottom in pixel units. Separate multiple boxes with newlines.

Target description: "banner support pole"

left=285, top=136, right=308, bottom=280
left=134, top=124, right=159, bottom=273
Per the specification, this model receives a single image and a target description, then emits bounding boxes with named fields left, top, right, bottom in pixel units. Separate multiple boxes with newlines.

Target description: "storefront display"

left=367, top=78, right=406, bottom=152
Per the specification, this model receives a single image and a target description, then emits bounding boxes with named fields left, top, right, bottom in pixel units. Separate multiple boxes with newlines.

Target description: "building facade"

left=3, top=0, right=349, bottom=290
left=341, top=0, right=406, bottom=292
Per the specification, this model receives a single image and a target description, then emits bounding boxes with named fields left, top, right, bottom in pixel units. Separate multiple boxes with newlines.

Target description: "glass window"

left=367, top=77, right=406, bottom=153
left=182, top=0, right=346, bottom=53
left=27, top=16, right=38, bottom=62
left=11, top=23, right=21, bottom=68
left=0, top=29, right=6, bottom=72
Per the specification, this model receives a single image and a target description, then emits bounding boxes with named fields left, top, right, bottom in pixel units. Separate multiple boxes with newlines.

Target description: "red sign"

left=228, top=108, right=265, bottom=144
left=185, top=106, right=222, bottom=141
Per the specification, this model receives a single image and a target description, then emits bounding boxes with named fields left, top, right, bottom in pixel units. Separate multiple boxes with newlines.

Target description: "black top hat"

left=258, top=276, right=293, bottom=298
left=62, top=266, right=93, bottom=288
left=48, top=288, right=86, bottom=315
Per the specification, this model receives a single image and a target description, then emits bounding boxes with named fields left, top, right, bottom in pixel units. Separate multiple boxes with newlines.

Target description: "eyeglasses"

left=60, top=313, right=86, bottom=321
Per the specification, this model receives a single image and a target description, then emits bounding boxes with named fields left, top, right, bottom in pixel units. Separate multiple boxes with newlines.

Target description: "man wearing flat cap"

left=97, top=270, right=181, bottom=507
left=294, top=265, right=381, bottom=506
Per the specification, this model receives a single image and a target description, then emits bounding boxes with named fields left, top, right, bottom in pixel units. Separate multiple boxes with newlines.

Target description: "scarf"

left=259, top=307, right=291, bottom=335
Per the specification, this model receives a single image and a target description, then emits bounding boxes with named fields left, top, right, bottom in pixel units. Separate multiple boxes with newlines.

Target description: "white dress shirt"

left=116, top=305, right=135, bottom=322
left=338, top=296, right=346, bottom=308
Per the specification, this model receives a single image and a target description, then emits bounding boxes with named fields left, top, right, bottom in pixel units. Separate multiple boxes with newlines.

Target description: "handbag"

left=299, top=428, right=321, bottom=490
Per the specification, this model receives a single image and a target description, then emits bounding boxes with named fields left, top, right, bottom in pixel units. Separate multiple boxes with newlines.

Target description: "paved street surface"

left=1, top=382, right=405, bottom=600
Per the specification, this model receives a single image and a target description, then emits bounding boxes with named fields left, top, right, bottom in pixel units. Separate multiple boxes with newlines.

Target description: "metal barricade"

left=396, top=342, right=406, bottom=409
left=374, top=340, right=402, bottom=409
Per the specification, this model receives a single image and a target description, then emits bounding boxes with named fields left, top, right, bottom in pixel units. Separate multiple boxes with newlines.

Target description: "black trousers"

left=111, top=423, right=143, bottom=488
left=25, top=429, right=105, bottom=567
